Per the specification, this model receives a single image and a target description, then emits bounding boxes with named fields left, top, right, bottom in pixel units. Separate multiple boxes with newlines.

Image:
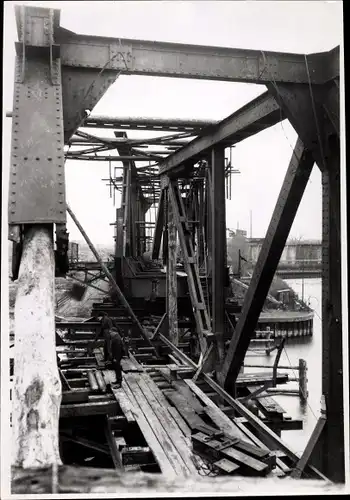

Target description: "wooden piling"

left=167, top=199, right=179, bottom=345
left=12, top=225, right=62, bottom=468
left=299, top=359, right=308, bottom=402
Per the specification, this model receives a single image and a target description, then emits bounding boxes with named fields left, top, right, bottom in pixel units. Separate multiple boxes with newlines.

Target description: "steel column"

left=310, top=135, right=344, bottom=482
left=211, top=147, right=226, bottom=364
left=151, top=188, right=165, bottom=260
left=220, top=138, right=314, bottom=388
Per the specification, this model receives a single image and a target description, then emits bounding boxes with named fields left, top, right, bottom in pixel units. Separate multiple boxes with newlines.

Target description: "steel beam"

left=265, top=82, right=330, bottom=172
left=55, top=26, right=337, bottom=84
left=211, top=147, right=226, bottom=364
left=9, top=7, right=66, bottom=225
left=69, top=136, right=192, bottom=147
left=151, top=188, right=165, bottom=260
left=83, top=115, right=216, bottom=132
left=61, top=67, right=118, bottom=142
left=158, top=92, right=282, bottom=176
left=310, top=135, right=344, bottom=482
left=220, top=138, right=314, bottom=388
left=65, top=154, right=162, bottom=162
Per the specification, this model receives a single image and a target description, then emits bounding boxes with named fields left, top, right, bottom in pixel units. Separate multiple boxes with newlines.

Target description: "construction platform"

left=54, top=319, right=308, bottom=479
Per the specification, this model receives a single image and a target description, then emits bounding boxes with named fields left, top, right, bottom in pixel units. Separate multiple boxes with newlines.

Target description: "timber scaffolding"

left=7, top=3, right=345, bottom=491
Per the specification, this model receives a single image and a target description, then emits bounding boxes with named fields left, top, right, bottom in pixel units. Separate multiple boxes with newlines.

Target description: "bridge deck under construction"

left=56, top=320, right=310, bottom=479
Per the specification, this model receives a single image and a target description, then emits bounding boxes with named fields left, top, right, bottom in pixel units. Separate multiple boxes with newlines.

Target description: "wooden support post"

left=298, top=359, right=308, bottom=402
left=211, top=147, right=227, bottom=366
left=220, top=138, right=314, bottom=389
left=167, top=197, right=179, bottom=345
left=12, top=225, right=62, bottom=468
left=114, top=207, right=125, bottom=290
left=272, top=338, right=285, bottom=386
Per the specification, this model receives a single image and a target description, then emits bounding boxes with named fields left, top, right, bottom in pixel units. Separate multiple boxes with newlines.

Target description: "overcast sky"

left=2, top=1, right=343, bottom=245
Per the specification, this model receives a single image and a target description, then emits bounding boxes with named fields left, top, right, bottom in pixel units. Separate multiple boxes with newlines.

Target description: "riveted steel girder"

left=54, top=27, right=338, bottom=85
left=220, top=138, right=314, bottom=387
left=159, top=92, right=282, bottom=176
left=9, top=7, right=66, bottom=225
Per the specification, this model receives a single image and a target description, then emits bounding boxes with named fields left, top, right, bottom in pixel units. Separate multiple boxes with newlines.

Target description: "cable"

left=76, top=41, right=130, bottom=128
left=260, top=50, right=305, bottom=166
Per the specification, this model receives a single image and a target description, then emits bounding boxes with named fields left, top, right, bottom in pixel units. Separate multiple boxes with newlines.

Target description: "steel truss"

left=7, top=4, right=343, bottom=482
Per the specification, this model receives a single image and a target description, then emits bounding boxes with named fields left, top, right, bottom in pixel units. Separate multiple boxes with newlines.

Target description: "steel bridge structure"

left=7, top=4, right=345, bottom=484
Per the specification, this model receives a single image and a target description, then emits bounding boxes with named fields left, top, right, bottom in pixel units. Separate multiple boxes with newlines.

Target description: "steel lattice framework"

left=7, top=4, right=343, bottom=482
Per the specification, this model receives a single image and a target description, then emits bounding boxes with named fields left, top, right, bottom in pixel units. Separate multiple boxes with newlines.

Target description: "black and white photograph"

left=1, top=0, right=348, bottom=497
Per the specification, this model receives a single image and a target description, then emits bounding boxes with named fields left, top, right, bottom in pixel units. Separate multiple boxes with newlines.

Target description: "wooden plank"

left=94, top=348, right=105, bottom=368
left=61, top=390, right=90, bottom=404
left=136, top=376, right=198, bottom=474
left=58, top=369, right=71, bottom=390
left=111, top=387, right=135, bottom=423
left=185, top=379, right=245, bottom=440
left=168, top=354, right=182, bottom=366
left=204, top=405, right=249, bottom=442
left=60, top=401, right=118, bottom=418
left=247, top=387, right=286, bottom=420
left=172, top=380, right=205, bottom=415
left=214, top=458, right=240, bottom=474
left=61, top=356, right=96, bottom=366
left=65, top=377, right=88, bottom=388
left=163, top=390, right=209, bottom=431
left=102, top=369, right=117, bottom=385
left=60, top=433, right=110, bottom=455
left=88, top=394, right=115, bottom=403
left=121, top=380, right=177, bottom=477
left=142, top=373, right=192, bottom=439
left=236, top=372, right=288, bottom=387
left=125, top=374, right=190, bottom=476
left=168, top=406, right=192, bottom=438
left=192, top=433, right=269, bottom=475
left=104, top=417, right=124, bottom=470
left=158, top=367, right=173, bottom=383
left=232, top=419, right=286, bottom=476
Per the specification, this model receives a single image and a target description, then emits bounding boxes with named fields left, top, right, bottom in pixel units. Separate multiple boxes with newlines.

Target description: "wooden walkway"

left=55, top=322, right=311, bottom=478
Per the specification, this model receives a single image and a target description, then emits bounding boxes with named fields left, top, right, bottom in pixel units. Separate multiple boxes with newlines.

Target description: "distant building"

left=247, top=238, right=322, bottom=266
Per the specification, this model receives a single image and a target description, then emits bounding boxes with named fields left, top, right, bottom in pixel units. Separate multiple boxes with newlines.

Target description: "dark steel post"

left=211, top=147, right=226, bottom=365
left=310, top=135, right=344, bottom=482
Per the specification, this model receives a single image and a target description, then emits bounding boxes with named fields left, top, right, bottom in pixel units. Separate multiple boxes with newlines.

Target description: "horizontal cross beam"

left=159, top=91, right=282, bottom=176
left=82, top=115, right=217, bottom=132
left=54, top=24, right=338, bottom=85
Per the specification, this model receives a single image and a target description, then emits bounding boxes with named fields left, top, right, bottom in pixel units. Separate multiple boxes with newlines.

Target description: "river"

left=245, top=277, right=322, bottom=454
